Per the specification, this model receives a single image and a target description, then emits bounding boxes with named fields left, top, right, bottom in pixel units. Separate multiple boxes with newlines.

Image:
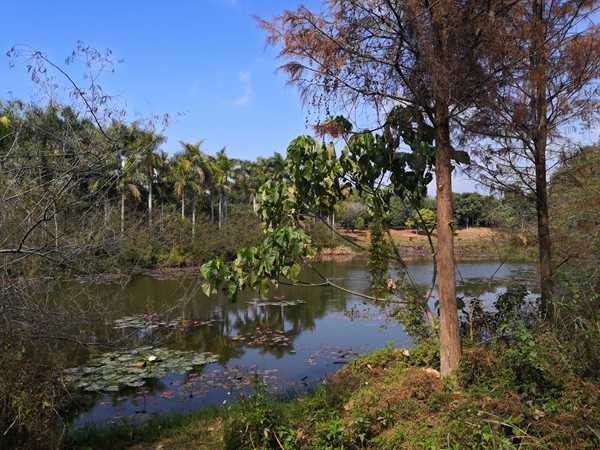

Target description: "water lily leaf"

left=65, top=346, right=219, bottom=393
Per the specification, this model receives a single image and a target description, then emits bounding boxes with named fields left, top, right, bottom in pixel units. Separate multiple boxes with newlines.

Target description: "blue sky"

left=2, top=0, right=484, bottom=192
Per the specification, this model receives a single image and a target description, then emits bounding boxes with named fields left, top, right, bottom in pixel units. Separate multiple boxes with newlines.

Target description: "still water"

left=66, top=259, right=534, bottom=428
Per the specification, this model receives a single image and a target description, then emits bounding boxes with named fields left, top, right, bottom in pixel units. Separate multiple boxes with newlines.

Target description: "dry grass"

left=338, top=226, right=509, bottom=259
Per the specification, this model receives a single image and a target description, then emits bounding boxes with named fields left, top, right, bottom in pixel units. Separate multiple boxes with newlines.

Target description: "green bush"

left=223, top=380, right=296, bottom=450
left=115, top=210, right=262, bottom=270
left=405, top=208, right=436, bottom=231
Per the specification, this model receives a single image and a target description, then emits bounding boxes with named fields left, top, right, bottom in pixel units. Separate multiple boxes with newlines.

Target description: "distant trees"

left=453, top=193, right=498, bottom=229
left=337, top=199, right=368, bottom=230
left=179, top=141, right=211, bottom=239
left=0, top=99, right=290, bottom=256
left=405, top=208, right=436, bottom=231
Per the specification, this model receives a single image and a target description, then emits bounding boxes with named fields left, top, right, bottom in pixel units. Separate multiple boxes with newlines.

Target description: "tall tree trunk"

left=148, top=180, right=153, bottom=227
left=181, top=197, right=185, bottom=220
left=192, top=197, right=197, bottom=240
left=534, top=140, right=553, bottom=317
left=218, top=192, right=223, bottom=230
left=331, top=209, right=336, bottom=240
left=531, top=0, right=554, bottom=318
left=434, top=108, right=461, bottom=378
left=252, top=193, right=257, bottom=213
left=120, top=193, right=125, bottom=236
left=160, top=201, right=164, bottom=233
left=120, top=154, right=125, bottom=236
left=53, top=201, right=59, bottom=248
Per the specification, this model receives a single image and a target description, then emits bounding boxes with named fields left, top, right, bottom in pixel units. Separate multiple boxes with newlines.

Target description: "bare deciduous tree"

left=466, top=0, right=600, bottom=315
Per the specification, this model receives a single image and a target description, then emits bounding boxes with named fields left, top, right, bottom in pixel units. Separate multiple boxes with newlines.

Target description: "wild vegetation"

left=2, top=0, right=600, bottom=448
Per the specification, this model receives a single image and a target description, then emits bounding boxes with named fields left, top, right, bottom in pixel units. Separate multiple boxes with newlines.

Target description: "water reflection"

left=65, top=259, right=534, bottom=428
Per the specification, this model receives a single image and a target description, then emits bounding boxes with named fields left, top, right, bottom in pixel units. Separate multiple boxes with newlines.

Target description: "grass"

left=65, top=407, right=223, bottom=450
left=340, top=226, right=535, bottom=261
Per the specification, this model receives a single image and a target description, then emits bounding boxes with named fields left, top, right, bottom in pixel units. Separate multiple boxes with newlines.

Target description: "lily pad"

left=113, top=313, right=223, bottom=331
left=65, top=346, right=219, bottom=393
left=247, top=298, right=306, bottom=307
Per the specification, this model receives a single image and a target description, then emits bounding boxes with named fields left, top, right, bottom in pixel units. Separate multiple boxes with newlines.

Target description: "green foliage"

left=367, top=211, right=391, bottom=290
left=113, top=211, right=263, bottom=271
left=553, top=271, right=600, bottom=379
left=405, top=207, right=436, bottom=231
left=286, top=135, right=347, bottom=212
left=489, top=189, right=537, bottom=250
left=387, top=195, right=412, bottom=228
left=453, top=192, right=499, bottom=228
left=201, top=226, right=315, bottom=300
left=223, top=379, right=297, bottom=450
left=337, top=199, right=369, bottom=230
left=460, top=283, right=536, bottom=343
left=66, top=406, right=222, bottom=450
left=200, top=107, right=444, bottom=348
left=406, top=337, right=440, bottom=368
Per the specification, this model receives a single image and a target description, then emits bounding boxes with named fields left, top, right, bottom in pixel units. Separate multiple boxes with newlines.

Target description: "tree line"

left=0, top=101, right=296, bottom=271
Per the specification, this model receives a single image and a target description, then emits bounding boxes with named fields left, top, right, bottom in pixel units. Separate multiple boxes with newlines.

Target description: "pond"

left=65, top=259, right=535, bottom=429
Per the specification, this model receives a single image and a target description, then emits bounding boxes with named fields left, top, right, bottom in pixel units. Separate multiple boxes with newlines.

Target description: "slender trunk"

left=252, top=193, right=257, bottom=213
left=218, top=192, right=223, bottom=230
left=120, top=193, right=125, bottom=236
left=160, top=201, right=164, bottom=233
left=535, top=141, right=553, bottom=316
left=192, top=197, right=197, bottom=240
left=120, top=154, right=125, bottom=236
left=531, top=0, right=554, bottom=317
left=181, top=196, right=185, bottom=220
left=148, top=180, right=153, bottom=227
left=434, top=107, right=461, bottom=378
left=53, top=202, right=59, bottom=248
left=331, top=209, right=336, bottom=240
left=210, top=194, right=215, bottom=224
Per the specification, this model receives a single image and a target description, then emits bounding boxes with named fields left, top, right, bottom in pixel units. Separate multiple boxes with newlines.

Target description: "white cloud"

left=231, top=70, right=254, bottom=107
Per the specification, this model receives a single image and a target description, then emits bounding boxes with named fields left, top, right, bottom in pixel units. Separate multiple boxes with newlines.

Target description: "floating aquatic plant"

left=113, top=313, right=222, bottom=331
left=64, top=346, right=219, bottom=393
left=247, top=298, right=306, bottom=307
left=231, top=327, right=293, bottom=348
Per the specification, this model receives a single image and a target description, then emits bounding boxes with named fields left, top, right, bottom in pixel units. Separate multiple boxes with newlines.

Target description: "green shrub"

left=223, top=380, right=296, bottom=450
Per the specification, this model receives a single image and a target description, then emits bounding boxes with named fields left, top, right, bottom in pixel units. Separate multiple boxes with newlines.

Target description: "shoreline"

left=72, top=227, right=532, bottom=284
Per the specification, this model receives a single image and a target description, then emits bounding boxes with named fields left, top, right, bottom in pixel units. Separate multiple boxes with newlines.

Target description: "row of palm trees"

left=107, top=124, right=287, bottom=238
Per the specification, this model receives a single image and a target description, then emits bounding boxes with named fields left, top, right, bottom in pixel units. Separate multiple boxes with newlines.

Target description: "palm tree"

left=181, top=141, right=211, bottom=239
left=153, top=150, right=172, bottom=232
left=108, top=122, right=160, bottom=235
left=212, top=148, right=239, bottom=229
left=171, top=154, right=191, bottom=220
left=138, top=134, right=166, bottom=227
left=117, top=151, right=143, bottom=235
